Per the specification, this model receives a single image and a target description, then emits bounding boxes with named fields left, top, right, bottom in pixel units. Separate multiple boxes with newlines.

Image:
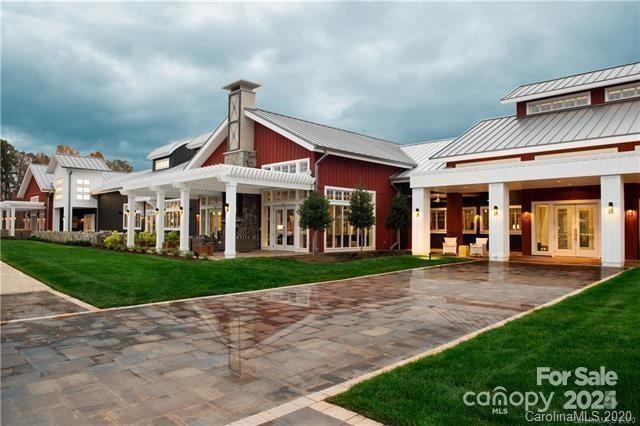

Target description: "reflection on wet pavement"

left=0, top=262, right=619, bottom=425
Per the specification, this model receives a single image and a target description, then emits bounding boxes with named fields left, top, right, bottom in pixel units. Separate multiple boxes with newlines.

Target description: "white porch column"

left=224, top=182, right=237, bottom=259
left=411, top=188, right=430, bottom=255
left=126, top=195, right=136, bottom=247
left=52, top=208, right=60, bottom=232
left=62, top=206, right=70, bottom=231
left=179, top=189, right=191, bottom=252
left=488, top=182, right=510, bottom=262
left=9, top=207, right=16, bottom=237
left=601, top=175, right=625, bottom=268
left=155, top=191, right=165, bottom=252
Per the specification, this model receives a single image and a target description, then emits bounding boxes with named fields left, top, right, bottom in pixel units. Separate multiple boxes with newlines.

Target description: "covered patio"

left=0, top=200, right=46, bottom=237
left=120, top=164, right=315, bottom=258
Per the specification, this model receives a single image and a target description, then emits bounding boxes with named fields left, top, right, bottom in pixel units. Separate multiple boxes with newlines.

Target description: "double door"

left=274, top=206, right=295, bottom=250
left=554, top=203, right=598, bottom=257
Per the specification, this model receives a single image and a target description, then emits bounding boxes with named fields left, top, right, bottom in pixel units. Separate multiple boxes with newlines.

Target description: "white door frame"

left=273, top=205, right=296, bottom=251
left=531, top=199, right=600, bottom=258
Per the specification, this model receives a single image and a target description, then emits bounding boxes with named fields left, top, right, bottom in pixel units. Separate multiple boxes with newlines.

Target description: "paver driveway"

left=1, top=262, right=619, bottom=425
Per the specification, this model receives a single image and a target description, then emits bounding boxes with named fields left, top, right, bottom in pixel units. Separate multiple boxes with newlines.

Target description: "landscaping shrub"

left=135, top=231, right=155, bottom=247
left=164, top=231, right=179, bottom=248
left=104, top=231, right=123, bottom=249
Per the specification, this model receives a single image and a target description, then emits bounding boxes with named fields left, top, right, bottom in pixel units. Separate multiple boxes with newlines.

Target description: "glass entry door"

left=274, top=206, right=295, bottom=250
left=554, top=203, right=598, bottom=257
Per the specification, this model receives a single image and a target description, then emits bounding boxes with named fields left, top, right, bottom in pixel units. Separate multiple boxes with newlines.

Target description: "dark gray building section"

left=97, top=192, right=127, bottom=231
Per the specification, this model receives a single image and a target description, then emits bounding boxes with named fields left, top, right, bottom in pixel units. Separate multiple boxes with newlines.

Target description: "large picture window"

left=430, top=208, right=446, bottom=233
left=462, top=207, right=477, bottom=234
left=199, top=195, right=223, bottom=238
left=164, top=199, right=181, bottom=230
left=76, top=178, right=91, bottom=201
left=324, top=186, right=375, bottom=251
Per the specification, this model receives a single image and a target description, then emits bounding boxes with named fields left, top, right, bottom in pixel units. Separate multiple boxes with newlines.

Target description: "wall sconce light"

left=523, top=211, right=530, bottom=219
left=474, top=214, right=481, bottom=225
left=435, top=195, right=441, bottom=203
left=415, top=208, right=420, bottom=218
left=225, top=203, right=230, bottom=213
left=155, top=208, right=159, bottom=212
left=126, top=209, right=130, bottom=214
left=627, top=209, right=635, bottom=217
left=608, top=202, right=614, bottom=214
left=493, top=205, right=498, bottom=216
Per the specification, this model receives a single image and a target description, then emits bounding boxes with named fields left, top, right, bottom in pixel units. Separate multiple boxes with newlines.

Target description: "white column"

left=179, top=189, right=191, bottom=252
left=488, top=182, right=510, bottom=262
left=127, top=195, right=136, bottom=247
left=224, top=182, right=237, bottom=259
left=62, top=206, right=70, bottom=231
left=52, top=208, right=60, bottom=231
left=600, top=175, right=625, bottom=268
left=411, top=188, right=430, bottom=255
left=9, top=208, right=16, bottom=237
left=156, top=192, right=165, bottom=252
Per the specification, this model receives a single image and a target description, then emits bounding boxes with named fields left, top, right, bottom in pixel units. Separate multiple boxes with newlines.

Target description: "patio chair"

left=442, top=237, right=458, bottom=256
left=470, top=237, right=488, bottom=257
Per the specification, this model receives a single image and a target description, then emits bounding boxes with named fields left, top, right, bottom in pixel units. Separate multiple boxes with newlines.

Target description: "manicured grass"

left=330, top=268, right=640, bottom=425
left=0, top=240, right=465, bottom=308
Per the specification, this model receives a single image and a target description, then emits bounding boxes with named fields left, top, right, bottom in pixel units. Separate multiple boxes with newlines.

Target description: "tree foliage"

left=56, top=145, right=79, bottom=155
left=348, top=187, right=375, bottom=251
left=88, top=151, right=104, bottom=158
left=106, top=159, right=134, bottom=172
left=385, top=193, right=410, bottom=250
left=1, top=140, right=18, bottom=200
left=298, top=191, right=332, bottom=255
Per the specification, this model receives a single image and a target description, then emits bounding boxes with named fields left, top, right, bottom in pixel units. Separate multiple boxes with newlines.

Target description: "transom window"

left=55, top=178, right=63, bottom=200
left=527, top=92, right=589, bottom=115
left=154, top=158, right=170, bottom=171
left=262, top=158, right=310, bottom=174
left=430, top=208, right=446, bottom=233
left=325, top=186, right=375, bottom=251
left=76, top=178, right=91, bottom=200
left=606, top=82, right=640, bottom=102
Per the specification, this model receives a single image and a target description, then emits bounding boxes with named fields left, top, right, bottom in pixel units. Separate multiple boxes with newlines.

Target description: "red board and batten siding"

left=22, top=176, right=53, bottom=230
left=201, top=138, right=228, bottom=167
left=253, top=123, right=313, bottom=168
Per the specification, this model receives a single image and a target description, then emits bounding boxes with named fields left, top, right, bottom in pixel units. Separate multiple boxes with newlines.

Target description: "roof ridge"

left=402, top=137, right=456, bottom=146
left=506, top=61, right=640, bottom=93
left=249, top=108, right=401, bottom=146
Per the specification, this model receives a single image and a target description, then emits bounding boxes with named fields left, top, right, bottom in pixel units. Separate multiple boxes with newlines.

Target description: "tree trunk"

left=397, top=229, right=401, bottom=250
left=312, top=228, right=318, bottom=255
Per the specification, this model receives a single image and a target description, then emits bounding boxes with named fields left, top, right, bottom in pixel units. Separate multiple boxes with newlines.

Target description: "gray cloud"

left=2, top=2, right=638, bottom=169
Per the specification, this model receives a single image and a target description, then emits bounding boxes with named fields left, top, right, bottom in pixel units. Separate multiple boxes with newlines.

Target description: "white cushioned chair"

left=470, top=237, right=488, bottom=257
left=442, top=237, right=458, bottom=255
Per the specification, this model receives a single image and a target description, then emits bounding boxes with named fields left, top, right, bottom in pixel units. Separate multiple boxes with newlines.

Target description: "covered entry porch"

left=0, top=200, right=46, bottom=237
left=411, top=151, right=640, bottom=267
left=121, top=164, right=315, bottom=259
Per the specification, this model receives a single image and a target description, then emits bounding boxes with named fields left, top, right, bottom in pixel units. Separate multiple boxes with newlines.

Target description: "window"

left=510, top=206, right=522, bottom=234
left=606, top=82, right=640, bottom=102
left=199, top=195, right=223, bottom=237
left=123, top=203, right=142, bottom=230
left=30, top=196, right=39, bottom=202
left=154, top=158, right=170, bottom=170
left=164, top=199, right=181, bottom=230
left=430, top=208, right=446, bottom=233
left=527, top=92, right=590, bottom=115
left=462, top=207, right=477, bottom=234
left=480, top=207, right=490, bottom=233
left=324, top=186, right=375, bottom=251
left=262, top=158, right=311, bottom=175
left=55, top=178, right=63, bottom=200
left=76, top=178, right=91, bottom=200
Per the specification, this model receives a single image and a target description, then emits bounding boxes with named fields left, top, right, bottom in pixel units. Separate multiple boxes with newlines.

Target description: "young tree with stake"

left=385, top=192, right=410, bottom=250
left=298, top=191, right=332, bottom=255
left=348, top=186, right=375, bottom=251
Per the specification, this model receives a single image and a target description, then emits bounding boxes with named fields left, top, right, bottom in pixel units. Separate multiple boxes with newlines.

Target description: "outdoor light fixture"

left=225, top=203, right=230, bottom=213
left=435, top=195, right=441, bottom=203
left=627, top=209, right=635, bottom=217
left=608, top=202, right=614, bottom=214
left=155, top=208, right=159, bottom=212
left=474, top=214, right=481, bottom=225
left=493, top=205, right=498, bottom=216
left=126, top=209, right=130, bottom=214
left=523, top=211, right=530, bottom=219
left=415, top=208, right=420, bottom=217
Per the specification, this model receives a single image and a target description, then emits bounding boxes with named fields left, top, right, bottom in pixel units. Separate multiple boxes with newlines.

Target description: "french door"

left=554, top=203, right=598, bottom=257
left=274, top=206, right=295, bottom=250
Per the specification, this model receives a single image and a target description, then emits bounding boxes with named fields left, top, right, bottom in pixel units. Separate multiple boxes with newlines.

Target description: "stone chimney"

left=222, top=79, right=261, bottom=167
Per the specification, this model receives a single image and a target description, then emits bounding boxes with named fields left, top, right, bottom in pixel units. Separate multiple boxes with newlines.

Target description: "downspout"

left=67, top=170, right=73, bottom=231
left=312, top=150, right=329, bottom=255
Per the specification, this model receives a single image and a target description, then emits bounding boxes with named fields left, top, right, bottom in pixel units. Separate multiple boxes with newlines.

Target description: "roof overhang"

left=185, top=118, right=228, bottom=169
left=0, top=200, right=46, bottom=210
left=501, top=74, right=640, bottom=104
left=17, top=166, right=53, bottom=198
left=411, top=150, right=640, bottom=190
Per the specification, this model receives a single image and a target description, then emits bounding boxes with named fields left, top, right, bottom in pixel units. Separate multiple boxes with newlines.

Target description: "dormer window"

left=606, top=82, right=640, bottom=102
left=154, top=158, right=170, bottom=170
left=527, top=92, right=590, bottom=115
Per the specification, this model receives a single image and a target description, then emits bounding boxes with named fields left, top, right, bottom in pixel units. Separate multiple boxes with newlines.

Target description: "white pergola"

left=121, top=164, right=315, bottom=258
left=0, top=200, right=46, bottom=237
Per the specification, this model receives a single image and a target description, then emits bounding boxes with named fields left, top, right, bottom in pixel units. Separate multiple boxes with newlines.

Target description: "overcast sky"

left=2, top=2, right=638, bottom=170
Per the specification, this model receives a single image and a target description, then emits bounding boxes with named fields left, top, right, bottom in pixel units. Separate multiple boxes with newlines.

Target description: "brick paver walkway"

left=0, top=262, right=618, bottom=425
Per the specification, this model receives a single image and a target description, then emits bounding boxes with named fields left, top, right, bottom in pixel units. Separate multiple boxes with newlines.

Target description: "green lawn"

left=0, top=239, right=465, bottom=308
left=330, top=268, right=640, bottom=425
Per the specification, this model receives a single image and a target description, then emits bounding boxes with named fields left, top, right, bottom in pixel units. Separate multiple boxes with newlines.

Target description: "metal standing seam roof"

left=92, top=163, right=189, bottom=194
left=30, top=164, right=54, bottom=191
left=48, top=154, right=111, bottom=172
left=246, top=108, right=417, bottom=168
left=393, top=139, right=453, bottom=179
left=147, top=140, right=190, bottom=160
left=501, top=62, right=640, bottom=103
left=431, top=99, right=640, bottom=160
